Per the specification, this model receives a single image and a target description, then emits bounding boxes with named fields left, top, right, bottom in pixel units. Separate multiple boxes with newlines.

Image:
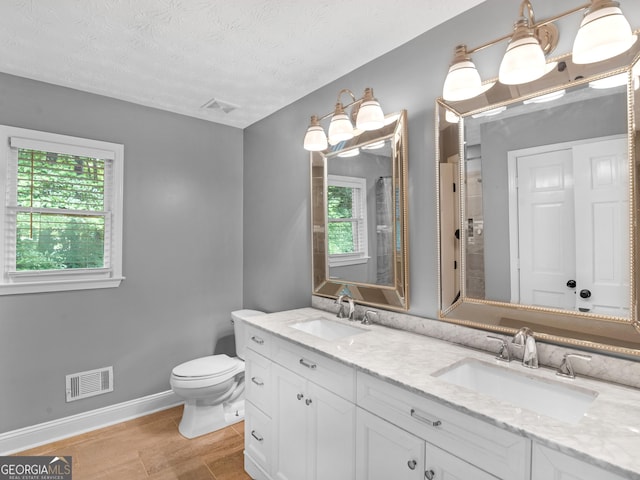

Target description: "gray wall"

left=242, top=0, right=640, bottom=318
left=0, top=73, right=244, bottom=432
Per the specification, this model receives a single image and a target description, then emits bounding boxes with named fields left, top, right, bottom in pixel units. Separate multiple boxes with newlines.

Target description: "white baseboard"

left=0, top=390, right=182, bottom=455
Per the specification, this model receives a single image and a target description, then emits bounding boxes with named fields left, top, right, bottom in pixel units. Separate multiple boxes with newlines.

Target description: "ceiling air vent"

left=201, top=97, right=240, bottom=114
left=65, top=366, right=113, bottom=402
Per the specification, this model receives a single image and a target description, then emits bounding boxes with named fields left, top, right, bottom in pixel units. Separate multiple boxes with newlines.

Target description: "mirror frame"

left=311, top=110, right=409, bottom=311
left=436, top=45, right=640, bottom=358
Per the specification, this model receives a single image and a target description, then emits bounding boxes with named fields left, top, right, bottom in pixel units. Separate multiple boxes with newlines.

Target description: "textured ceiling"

left=0, top=0, right=485, bottom=128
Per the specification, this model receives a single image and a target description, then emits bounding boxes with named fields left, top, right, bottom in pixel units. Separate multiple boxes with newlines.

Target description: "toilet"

left=170, top=309, right=265, bottom=438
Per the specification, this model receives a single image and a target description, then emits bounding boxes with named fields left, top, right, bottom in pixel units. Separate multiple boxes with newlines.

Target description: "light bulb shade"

left=303, top=124, right=328, bottom=151
left=356, top=99, right=384, bottom=130
left=442, top=60, right=482, bottom=101
left=328, top=112, right=354, bottom=145
left=499, top=36, right=547, bottom=85
left=572, top=3, right=636, bottom=64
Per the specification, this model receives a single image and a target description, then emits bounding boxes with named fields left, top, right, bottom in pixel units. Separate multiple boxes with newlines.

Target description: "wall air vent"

left=65, top=366, right=113, bottom=402
left=201, top=97, right=240, bottom=114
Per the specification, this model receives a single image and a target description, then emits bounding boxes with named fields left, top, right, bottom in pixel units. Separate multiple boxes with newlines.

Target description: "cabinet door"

left=424, top=442, right=498, bottom=480
left=356, top=408, right=424, bottom=480
left=532, top=443, right=628, bottom=480
left=308, top=381, right=355, bottom=480
left=272, top=363, right=308, bottom=480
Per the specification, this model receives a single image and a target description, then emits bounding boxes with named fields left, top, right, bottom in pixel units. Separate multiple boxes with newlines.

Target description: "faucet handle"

left=556, top=353, right=591, bottom=379
left=362, top=310, right=378, bottom=325
left=335, top=295, right=346, bottom=318
left=487, top=336, right=510, bottom=362
left=512, top=326, right=532, bottom=347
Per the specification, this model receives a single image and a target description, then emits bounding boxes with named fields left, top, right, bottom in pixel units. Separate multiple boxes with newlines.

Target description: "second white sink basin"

left=290, top=317, right=368, bottom=341
left=434, top=358, right=598, bottom=424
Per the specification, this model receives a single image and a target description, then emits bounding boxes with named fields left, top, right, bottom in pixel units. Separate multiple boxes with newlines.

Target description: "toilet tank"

left=231, top=309, right=265, bottom=360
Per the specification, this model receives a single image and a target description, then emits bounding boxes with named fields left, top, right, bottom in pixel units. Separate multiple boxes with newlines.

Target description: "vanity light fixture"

left=442, top=0, right=637, bottom=101
left=303, top=87, right=384, bottom=151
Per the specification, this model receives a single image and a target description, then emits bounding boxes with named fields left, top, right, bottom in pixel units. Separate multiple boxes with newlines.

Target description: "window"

left=0, top=126, right=124, bottom=294
left=327, top=174, right=368, bottom=267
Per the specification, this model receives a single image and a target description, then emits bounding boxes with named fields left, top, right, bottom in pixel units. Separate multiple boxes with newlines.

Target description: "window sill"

left=0, top=277, right=125, bottom=295
left=329, top=255, right=370, bottom=268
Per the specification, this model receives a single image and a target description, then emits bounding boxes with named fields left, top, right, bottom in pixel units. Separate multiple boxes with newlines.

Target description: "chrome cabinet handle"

left=305, top=398, right=313, bottom=406
left=251, top=336, right=264, bottom=345
left=251, top=430, right=263, bottom=442
left=297, top=393, right=304, bottom=400
left=410, top=408, right=442, bottom=428
left=407, top=460, right=417, bottom=470
left=299, top=358, right=317, bottom=369
left=425, top=469, right=435, bottom=480
left=251, top=376, right=264, bottom=387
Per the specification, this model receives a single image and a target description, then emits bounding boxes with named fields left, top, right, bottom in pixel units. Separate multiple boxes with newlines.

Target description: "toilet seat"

left=171, top=354, right=244, bottom=388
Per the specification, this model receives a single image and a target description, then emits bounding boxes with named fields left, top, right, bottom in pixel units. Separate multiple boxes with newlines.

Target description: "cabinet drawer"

left=273, top=336, right=355, bottom=401
left=245, top=401, right=272, bottom=476
left=245, top=324, right=273, bottom=357
left=425, top=442, right=498, bottom=480
left=357, top=372, right=530, bottom=480
left=245, top=348, right=272, bottom=415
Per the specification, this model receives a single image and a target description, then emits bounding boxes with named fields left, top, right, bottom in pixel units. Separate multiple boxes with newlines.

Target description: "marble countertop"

left=245, top=307, right=640, bottom=479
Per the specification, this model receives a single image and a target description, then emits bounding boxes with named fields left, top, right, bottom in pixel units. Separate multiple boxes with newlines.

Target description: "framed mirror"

left=312, top=110, right=409, bottom=310
left=437, top=44, right=640, bottom=357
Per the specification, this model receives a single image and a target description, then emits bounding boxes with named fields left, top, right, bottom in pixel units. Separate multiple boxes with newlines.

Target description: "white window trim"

left=0, top=125, right=125, bottom=295
left=327, top=174, right=369, bottom=268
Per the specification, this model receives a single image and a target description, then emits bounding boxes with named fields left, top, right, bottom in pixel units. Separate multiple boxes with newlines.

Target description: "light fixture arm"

left=464, top=0, right=591, bottom=56
left=315, top=88, right=361, bottom=123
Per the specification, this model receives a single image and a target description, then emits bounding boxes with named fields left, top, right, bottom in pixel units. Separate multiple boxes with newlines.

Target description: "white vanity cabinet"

left=532, top=443, right=630, bottom=480
left=356, top=371, right=530, bottom=480
left=244, top=325, right=274, bottom=480
left=271, top=337, right=356, bottom=480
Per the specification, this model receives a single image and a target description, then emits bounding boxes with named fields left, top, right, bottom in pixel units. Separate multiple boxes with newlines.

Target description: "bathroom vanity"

left=243, top=308, right=640, bottom=480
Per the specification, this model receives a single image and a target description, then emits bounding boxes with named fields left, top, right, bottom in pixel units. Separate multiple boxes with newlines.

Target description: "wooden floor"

left=15, top=406, right=251, bottom=480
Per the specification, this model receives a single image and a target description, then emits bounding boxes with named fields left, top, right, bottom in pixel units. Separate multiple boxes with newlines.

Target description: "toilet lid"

left=172, top=354, right=240, bottom=379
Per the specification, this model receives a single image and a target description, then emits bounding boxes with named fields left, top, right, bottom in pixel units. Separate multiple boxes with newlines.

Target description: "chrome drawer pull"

left=425, top=469, right=435, bottom=479
left=410, top=408, right=442, bottom=428
left=407, top=460, right=417, bottom=470
left=251, top=430, right=264, bottom=442
left=251, top=335, right=264, bottom=345
left=251, top=376, right=264, bottom=387
left=305, top=398, right=313, bottom=406
left=299, top=358, right=317, bottom=369
left=297, top=393, right=304, bottom=400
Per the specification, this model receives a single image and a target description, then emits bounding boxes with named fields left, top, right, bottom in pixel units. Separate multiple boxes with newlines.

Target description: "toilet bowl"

left=170, top=309, right=265, bottom=438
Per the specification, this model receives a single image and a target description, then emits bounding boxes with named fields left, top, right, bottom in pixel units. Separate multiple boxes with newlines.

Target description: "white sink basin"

left=434, top=358, right=598, bottom=424
left=289, top=317, right=368, bottom=341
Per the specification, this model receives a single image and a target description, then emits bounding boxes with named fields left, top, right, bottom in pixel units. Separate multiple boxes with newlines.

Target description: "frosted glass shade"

left=328, top=112, right=354, bottom=145
left=572, top=5, right=636, bottom=64
left=303, top=124, right=328, bottom=151
left=499, top=37, right=547, bottom=85
left=356, top=100, right=384, bottom=130
left=442, top=60, right=483, bottom=101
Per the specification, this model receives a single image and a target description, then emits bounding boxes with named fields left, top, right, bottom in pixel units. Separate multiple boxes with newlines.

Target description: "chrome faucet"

left=335, top=294, right=355, bottom=320
left=512, top=327, right=538, bottom=369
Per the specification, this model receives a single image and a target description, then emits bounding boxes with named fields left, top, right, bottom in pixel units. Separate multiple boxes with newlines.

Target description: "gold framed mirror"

left=437, top=43, right=640, bottom=357
left=312, top=110, right=409, bottom=310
